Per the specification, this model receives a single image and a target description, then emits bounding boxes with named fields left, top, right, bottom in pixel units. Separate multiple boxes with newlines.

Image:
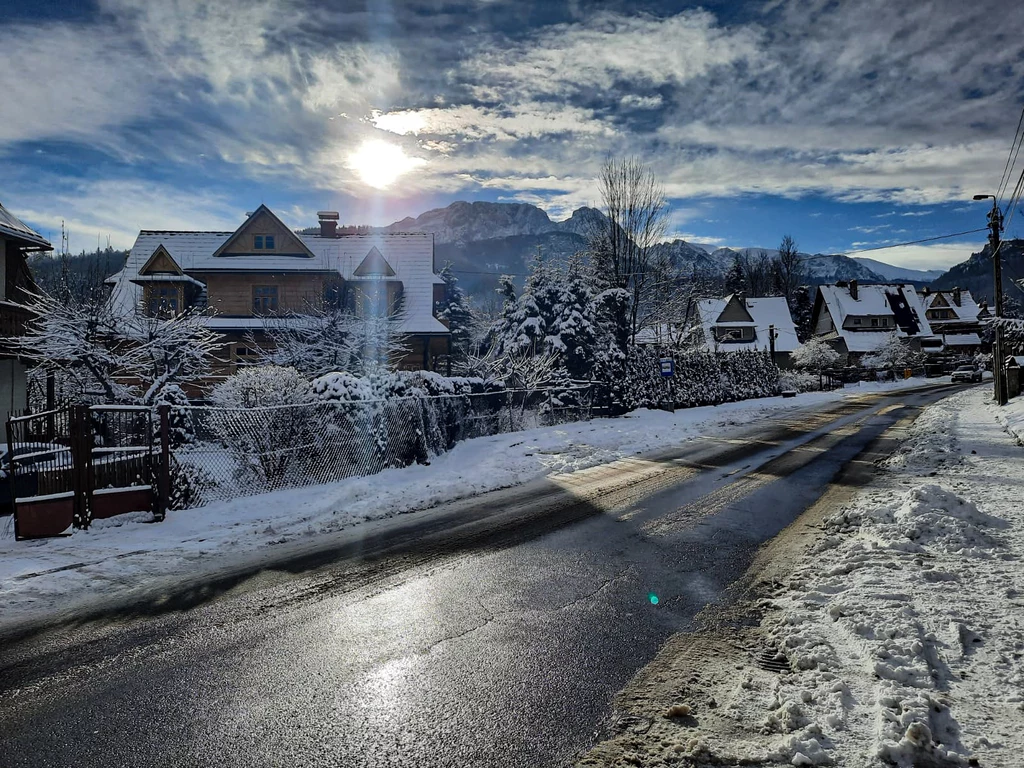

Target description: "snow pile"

left=994, top=394, right=1024, bottom=445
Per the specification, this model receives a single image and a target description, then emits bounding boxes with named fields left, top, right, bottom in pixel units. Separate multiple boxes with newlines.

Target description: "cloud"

left=852, top=241, right=984, bottom=270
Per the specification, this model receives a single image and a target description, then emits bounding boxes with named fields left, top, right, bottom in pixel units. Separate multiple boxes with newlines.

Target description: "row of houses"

left=684, top=280, right=989, bottom=368
left=0, top=198, right=999, bottom=422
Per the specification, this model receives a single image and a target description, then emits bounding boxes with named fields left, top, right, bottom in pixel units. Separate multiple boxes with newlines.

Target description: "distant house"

left=687, top=294, right=799, bottom=367
left=0, top=200, right=48, bottom=423
left=918, top=287, right=988, bottom=357
left=107, top=206, right=451, bottom=386
left=811, top=281, right=938, bottom=363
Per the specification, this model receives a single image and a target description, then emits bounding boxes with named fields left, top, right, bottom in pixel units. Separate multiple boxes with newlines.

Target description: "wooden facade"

left=112, top=205, right=452, bottom=391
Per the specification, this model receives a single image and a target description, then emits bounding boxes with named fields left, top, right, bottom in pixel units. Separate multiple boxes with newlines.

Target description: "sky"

left=2, top=0, right=1024, bottom=271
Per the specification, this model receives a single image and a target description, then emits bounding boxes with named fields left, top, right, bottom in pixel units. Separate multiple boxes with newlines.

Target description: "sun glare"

left=347, top=140, right=425, bottom=190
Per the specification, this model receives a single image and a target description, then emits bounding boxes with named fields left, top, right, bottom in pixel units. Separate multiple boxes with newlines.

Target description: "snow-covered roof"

left=939, top=333, right=982, bottom=347
left=694, top=295, right=799, bottom=353
left=0, top=200, right=51, bottom=249
left=818, top=283, right=933, bottom=340
left=109, top=226, right=448, bottom=335
left=921, top=289, right=984, bottom=322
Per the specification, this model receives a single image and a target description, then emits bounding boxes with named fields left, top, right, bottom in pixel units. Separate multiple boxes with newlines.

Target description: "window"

left=147, top=285, right=180, bottom=317
left=254, top=235, right=264, bottom=250
left=264, top=235, right=275, bottom=249
left=253, top=285, right=279, bottom=314
left=234, top=345, right=259, bottom=368
left=882, top=317, right=888, bottom=326
left=853, top=318, right=862, bottom=325
left=253, top=234, right=275, bottom=250
left=871, top=318, right=879, bottom=327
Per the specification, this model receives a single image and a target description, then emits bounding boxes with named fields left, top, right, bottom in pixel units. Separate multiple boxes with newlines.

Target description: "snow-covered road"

left=0, top=378, right=943, bottom=637
left=580, top=386, right=1024, bottom=768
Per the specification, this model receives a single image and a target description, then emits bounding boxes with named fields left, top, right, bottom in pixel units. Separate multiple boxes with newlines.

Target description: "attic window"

left=254, top=235, right=275, bottom=250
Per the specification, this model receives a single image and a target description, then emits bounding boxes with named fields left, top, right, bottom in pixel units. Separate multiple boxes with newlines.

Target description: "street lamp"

left=973, top=194, right=1007, bottom=405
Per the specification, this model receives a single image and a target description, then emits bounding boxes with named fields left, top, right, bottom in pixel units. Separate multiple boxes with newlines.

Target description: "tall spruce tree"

left=436, top=262, right=476, bottom=362
left=548, top=255, right=597, bottom=379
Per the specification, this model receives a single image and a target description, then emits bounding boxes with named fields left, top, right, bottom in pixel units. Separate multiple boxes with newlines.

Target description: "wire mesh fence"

left=168, top=385, right=595, bottom=507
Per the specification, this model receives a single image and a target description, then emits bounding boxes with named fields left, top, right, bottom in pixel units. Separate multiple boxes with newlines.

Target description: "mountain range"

left=383, top=201, right=956, bottom=303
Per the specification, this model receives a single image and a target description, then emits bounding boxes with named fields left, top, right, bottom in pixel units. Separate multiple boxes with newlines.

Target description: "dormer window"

left=254, top=235, right=275, bottom=250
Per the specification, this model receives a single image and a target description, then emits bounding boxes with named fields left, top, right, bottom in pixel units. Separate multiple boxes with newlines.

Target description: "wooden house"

left=107, top=206, right=451, bottom=389
left=0, top=200, right=48, bottom=423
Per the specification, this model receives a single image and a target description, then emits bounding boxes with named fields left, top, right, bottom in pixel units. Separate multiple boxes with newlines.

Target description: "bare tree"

left=594, top=156, right=667, bottom=342
left=777, top=235, right=802, bottom=302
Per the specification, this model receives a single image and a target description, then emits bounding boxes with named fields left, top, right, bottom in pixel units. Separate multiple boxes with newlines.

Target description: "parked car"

left=950, top=365, right=983, bottom=384
left=0, top=443, right=73, bottom=515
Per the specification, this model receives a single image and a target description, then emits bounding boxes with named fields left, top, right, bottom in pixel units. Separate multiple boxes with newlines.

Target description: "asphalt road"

left=0, top=384, right=962, bottom=768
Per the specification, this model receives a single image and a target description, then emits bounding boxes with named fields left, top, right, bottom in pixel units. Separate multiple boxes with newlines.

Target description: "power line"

left=996, top=104, right=1024, bottom=206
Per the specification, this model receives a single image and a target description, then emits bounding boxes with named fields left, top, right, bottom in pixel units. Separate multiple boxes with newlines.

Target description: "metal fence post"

left=70, top=404, right=93, bottom=530
left=157, top=404, right=170, bottom=521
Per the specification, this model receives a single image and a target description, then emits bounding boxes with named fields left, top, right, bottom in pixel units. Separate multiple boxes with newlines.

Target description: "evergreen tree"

left=547, top=255, right=597, bottom=379
left=436, top=262, right=476, bottom=363
left=725, top=256, right=746, bottom=295
left=790, top=285, right=815, bottom=343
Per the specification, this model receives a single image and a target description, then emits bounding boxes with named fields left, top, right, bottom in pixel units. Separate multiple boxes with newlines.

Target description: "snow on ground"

left=582, top=386, right=1024, bottom=768
left=0, top=377, right=932, bottom=635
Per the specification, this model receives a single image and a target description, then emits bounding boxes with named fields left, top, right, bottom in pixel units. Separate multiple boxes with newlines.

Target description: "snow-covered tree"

left=122, top=310, right=219, bottom=405
left=256, top=309, right=358, bottom=377
left=546, top=255, right=597, bottom=379
left=9, top=291, right=217, bottom=404
left=791, top=336, right=842, bottom=373
left=860, top=333, right=923, bottom=373
left=436, top=262, right=477, bottom=364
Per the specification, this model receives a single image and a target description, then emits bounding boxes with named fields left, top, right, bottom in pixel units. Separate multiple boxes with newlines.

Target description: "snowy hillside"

left=852, top=256, right=943, bottom=283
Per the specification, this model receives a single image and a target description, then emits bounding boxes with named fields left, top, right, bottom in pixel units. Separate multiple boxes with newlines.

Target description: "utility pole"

left=974, top=194, right=1007, bottom=405
left=768, top=324, right=778, bottom=362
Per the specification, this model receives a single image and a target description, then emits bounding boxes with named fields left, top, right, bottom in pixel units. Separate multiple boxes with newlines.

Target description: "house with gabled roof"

left=811, top=281, right=939, bottom=363
left=684, top=293, right=799, bottom=367
left=107, top=206, right=451, bottom=386
left=918, top=287, right=988, bottom=357
left=0, top=199, right=49, bottom=422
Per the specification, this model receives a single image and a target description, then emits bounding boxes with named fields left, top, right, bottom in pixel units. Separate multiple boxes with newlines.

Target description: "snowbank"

left=0, top=377, right=937, bottom=635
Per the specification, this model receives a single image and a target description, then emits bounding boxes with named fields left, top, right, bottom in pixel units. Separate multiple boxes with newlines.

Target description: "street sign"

left=659, top=358, right=674, bottom=377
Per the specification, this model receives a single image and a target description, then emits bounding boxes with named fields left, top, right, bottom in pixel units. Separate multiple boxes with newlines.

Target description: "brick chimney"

left=318, top=210, right=339, bottom=238
left=953, top=287, right=962, bottom=307
left=849, top=279, right=858, bottom=300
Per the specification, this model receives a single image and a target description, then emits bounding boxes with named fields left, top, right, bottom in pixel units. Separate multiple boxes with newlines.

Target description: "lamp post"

left=972, top=194, right=1007, bottom=405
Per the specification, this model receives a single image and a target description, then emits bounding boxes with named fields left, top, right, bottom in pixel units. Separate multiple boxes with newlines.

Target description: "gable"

left=716, top=294, right=754, bottom=323
left=354, top=246, right=397, bottom=277
left=139, top=245, right=183, bottom=276
left=930, top=293, right=949, bottom=308
left=213, top=205, right=315, bottom=258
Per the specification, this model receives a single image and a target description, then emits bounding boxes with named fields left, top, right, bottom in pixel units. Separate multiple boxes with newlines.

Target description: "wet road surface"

left=0, top=385, right=961, bottom=767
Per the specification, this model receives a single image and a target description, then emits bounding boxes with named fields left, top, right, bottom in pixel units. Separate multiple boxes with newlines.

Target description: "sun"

left=347, top=140, right=425, bottom=189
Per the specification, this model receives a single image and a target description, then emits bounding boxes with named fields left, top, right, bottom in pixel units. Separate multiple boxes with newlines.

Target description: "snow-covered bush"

left=673, top=349, right=725, bottom=407
left=791, top=337, right=841, bottom=373
left=208, top=366, right=317, bottom=484
left=779, top=370, right=819, bottom=393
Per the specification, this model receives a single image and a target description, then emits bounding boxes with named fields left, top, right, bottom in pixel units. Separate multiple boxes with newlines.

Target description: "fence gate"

left=6, top=404, right=169, bottom=540
left=5, top=405, right=78, bottom=539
